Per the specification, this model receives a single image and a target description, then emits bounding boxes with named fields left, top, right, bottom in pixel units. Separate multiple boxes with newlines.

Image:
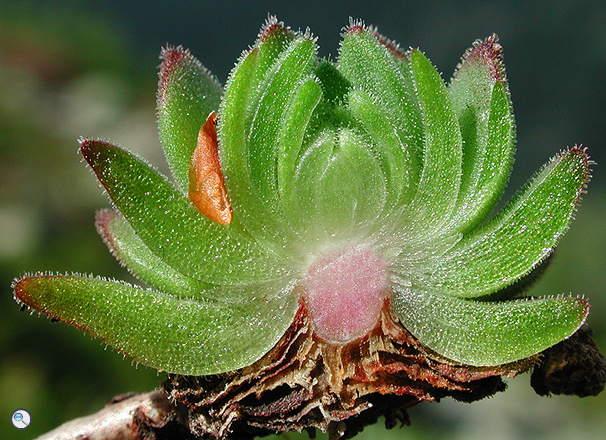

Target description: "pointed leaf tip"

left=428, top=146, right=591, bottom=298
left=344, top=18, right=367, bottom=36
left=13, top=276, right=33, bottom=305
left=79, top=138, right=111, bottom=173
left=13, top=276, right=75, bottom=325
left=568, top=145, right=592, bottom=188
left=457, top=34, right=506, bottom=84
left=346, top=24, right=366, bottom=35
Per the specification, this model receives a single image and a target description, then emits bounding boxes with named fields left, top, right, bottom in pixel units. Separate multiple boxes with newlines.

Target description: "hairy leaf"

left=15, top=275, right=298, bottom=375
left=157, top=47, right=222, bottom=191
left=392, top=287, right=589, bottom=366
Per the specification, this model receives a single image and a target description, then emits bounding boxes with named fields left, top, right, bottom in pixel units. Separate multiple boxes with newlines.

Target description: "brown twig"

left=34, top=390, right=192, bottom=440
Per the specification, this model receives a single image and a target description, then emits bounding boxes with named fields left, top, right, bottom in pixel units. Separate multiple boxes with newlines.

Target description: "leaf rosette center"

left=303, top=245, right=388, bottom=344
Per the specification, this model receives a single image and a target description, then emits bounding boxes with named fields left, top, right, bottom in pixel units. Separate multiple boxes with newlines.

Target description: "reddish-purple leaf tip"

left=345, top=24, right=366, bottom=36
left=79, top=138, right=108, bottom=173
left=13, top=276, right=64, bottom=324
left=344, top=22, right=408, bottom=61
left=374, top=31, right=409, bottom=60
left=566, top=145, right=592, bottom=203
left=95, top=209, right=120, bottom=252
left=13, top=276, right=29, bottom=303
left=157, top=46, right=192, bottom=103
left=460, top=35, right=506, bottom=83
left=259, top=17, right=293, bottom=42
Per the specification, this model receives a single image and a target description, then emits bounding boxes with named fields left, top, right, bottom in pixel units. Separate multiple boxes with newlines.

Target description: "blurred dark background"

left=1, top=1, right=605, bottom=439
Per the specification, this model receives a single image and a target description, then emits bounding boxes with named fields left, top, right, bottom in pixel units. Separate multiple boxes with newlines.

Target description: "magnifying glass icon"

left=11, top=409, right=31, bottom=429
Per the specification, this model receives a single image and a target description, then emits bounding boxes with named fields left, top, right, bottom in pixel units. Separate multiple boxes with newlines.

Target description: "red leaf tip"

left=343, top=21, right=408, bottom=60
left=568, top=145, right=592, bottom=191
left=94, top=209, right=119, bottom=250
left=13, top=276, right=44, bottom=311
left=460, top=34, right=506, bottom=83
left=78, top=138, right=119, bottom=175
left=79, top=138, right=102, bottom=163
left=259, top=16, right=293, bottom=42
left=157, top=46, right=197, bottom=102
left=344, top=18, right=367, bottom=36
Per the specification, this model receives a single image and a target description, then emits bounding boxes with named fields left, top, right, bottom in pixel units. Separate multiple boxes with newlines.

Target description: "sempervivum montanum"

left=13, top=18, right=605, bottom=440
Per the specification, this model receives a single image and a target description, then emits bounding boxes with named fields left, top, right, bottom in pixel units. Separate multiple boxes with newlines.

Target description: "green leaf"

left=80, top=139, right=290, bottom=285
left=157, top=46, right=222, bottom=192
left=14, top=275, right=298, bottom=375
left=425, top=148, right=589, bottom=298
left=247, top=36, right=317, bottom=211
left=288, top=129, right=335, bottom=238
left=315, top=61, right=351, bottom=106
left=404, top=49, right=462, bottom=234
left=217, top=46, right=259, bottom=211
left=95, top=210, right=210, bottom=299
left=219, top=37, right=321, bottom=252
left=276, top=78, right=323, bottom=220
left=338, top=27, right=423, bottom=182
left=348, top=88, right=415, bottom=210
left=313, top=128, right=387, bottom=234
left=291, top=128, right=387, bottom=241
left=391, top=287, right=589, bottom=366
left=218, top=47, right=289, bottom=250
left=448, top=36, right=515, bottom=233
left=253, top=19, right=295, bottom=93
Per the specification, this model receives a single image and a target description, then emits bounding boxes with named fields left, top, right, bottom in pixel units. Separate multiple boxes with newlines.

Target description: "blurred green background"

left=1, top=1, right=605, bottom=439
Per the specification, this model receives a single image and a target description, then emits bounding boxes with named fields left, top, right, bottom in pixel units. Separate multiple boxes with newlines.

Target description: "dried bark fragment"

left=531, top=324, right=606, bottom=397
left=164, top=300, right=536, bottom=440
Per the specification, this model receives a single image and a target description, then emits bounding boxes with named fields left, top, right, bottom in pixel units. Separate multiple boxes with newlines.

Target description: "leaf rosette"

left=14, top=19, right=591, bottom=376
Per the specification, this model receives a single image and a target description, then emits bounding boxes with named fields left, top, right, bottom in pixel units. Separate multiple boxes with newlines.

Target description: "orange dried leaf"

left=188, top=111, right=232, bottom=225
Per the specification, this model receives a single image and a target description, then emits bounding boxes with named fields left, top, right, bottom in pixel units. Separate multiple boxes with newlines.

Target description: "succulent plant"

left=13, top=17, right=601, bottom=439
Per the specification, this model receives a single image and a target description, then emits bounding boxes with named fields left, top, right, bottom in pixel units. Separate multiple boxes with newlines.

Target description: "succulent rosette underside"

left=14, top=21, right=590, bottom=376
